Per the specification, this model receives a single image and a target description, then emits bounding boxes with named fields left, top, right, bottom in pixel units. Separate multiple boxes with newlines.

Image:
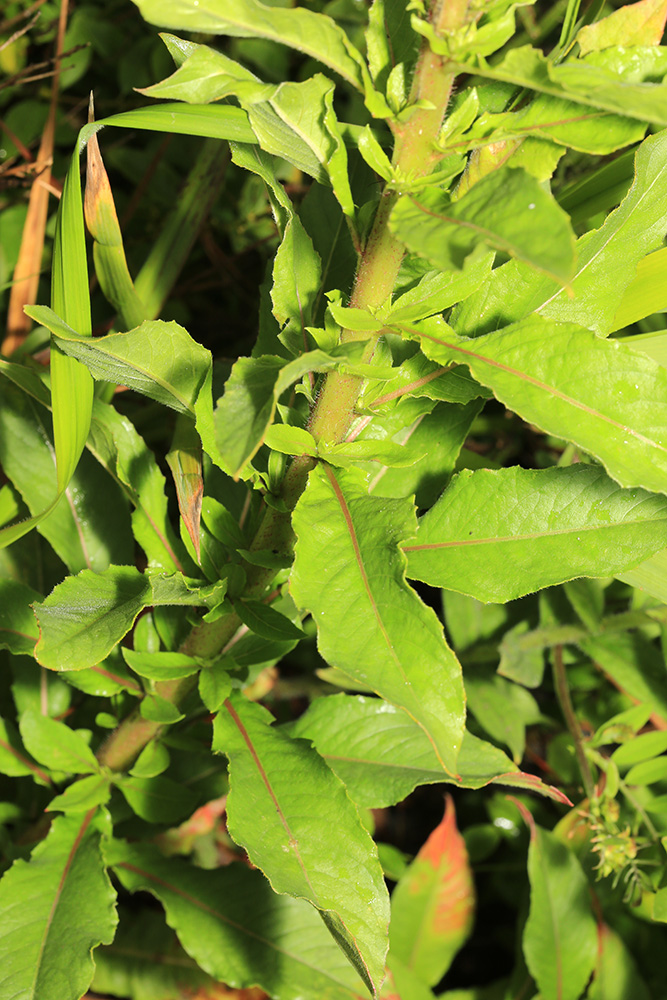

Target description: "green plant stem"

left=96, top=0, right=472, bottom=774
left=552, top=644, right=596, bottom=801
left=309, top=0, right=470, bottom=445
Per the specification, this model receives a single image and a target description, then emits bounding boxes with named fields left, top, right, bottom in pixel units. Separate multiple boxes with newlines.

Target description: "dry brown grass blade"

left=2, top=0, right=69, bottom=355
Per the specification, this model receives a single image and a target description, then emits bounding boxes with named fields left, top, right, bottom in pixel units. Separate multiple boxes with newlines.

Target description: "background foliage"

left=2, top=1, right=667, bottom=999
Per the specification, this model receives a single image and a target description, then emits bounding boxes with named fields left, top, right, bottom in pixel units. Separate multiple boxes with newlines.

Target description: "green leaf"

left=390, top=167, right=576, bottom=285
left=0, top=716, right=50, bottom=782
left=0, top=381, right=133, bottom=573
left=230, top=142, right=324, bottom=356
left=32, top=309, right=211, bottom=417
left=456, top=44, right=667, bottom=126
left=128, top=739, right=171, bottom=778
left=464, top=665, right=542, bottom=763
left=403, top=465, right=667, bottom=603
left=264, top=424, right=319, bottom=457
left=363, top=399, right=483, bottom=509
left=577, top=0, right=667, bottom=53
left=213, top=350, right=345, bottom=477
left=289, top=694, right=568, bottom=808
left=87, top=398, right=188, bottom=572
left=50, top=149, right=95, bottom=495
left=587, top=923, right=651, bottom=1000
left=90, top=102, right=256, bottom=144
left=19, top=710, right=100, bottom=775
left=234, top=599, right=305, bottom=641
left=0, top=146, right=93, bottom=549
left=122, top=649, right=202, bottom=680
left=612, top=248, right=667, bottom=332
left=33, top=566, right=223, bottom=673
left=362, top=355, right=490, bottom=410
left=387, top=252, right=495, bottom=325
left=143, top=45, right=354, bottom=213
left=580, top=633, right=667, bottom=723
left=140, top=694, right=186, bottom=724
left=0, top=578, right=40, bottom=654
left=133, top=0, right=366, bottom=90
left=91, top=908, right=214, bottom=1000
left=521, top=813, right=597, bottom=1000
left=117, top=775, right=198, bottom=824
left=34, top=566, right=150, bottom=672
left=390, top=798, right=474, bottom=986
left=47, top=775, right=112, bottom=814
left=107, top=840, right=370, bottom=998
left=291, top=465, right=465, bottom=776
left=213, top=693, right=389, bottom=994
left=198, top=659, right=234, bottom=711
left=611, top=730, right=667, bottom=768
left=402, top=316, right=667, bottom=497
left=455, top=122, right=667, bottom=336
left=0, top=811, right=117, bottom=1000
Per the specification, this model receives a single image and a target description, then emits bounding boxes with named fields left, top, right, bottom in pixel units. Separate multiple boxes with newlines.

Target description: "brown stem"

left=552, top=644, right=596, bottom=800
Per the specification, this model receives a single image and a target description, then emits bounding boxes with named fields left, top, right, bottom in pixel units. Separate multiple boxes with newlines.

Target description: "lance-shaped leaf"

left=34, top=566, right=228, bottom=671
left=0, top=147, right=93, bottom=549
left=30, top=309, right=210, bottom=417
left=291, top=465, right=465, bottom=776
left=390, top=166, right=576, bottom=285
left=453, top=44, right=667, bottom=126
left=403, top=465, right=667, bottom=603
left=19, top=711, right=100, bottom=775
left=85, top=108, right=147, bottom=331
left=0, top=716, right=52, bottom=784
left=581, top=632, right=667, bottom=723
left=107, top=840, right=369, bottom=999
left=213, top=693, right=389, bottom=995
left=0, top=363, right=186, bottom=572
left=35, top=567, right=151, bottom=672
left=166, top=416, right=203, bottom=561
left=290, top=693, right=569, bottom=808
left=454, top=129, right=667, bottom=336
left=401, top=316, right=667, bottom=497
left=389, top=798, right=474, bottom=987
left=0, top=381, right=133, bottom=574
left=0, top=810, right=117, bottom=1000
left=132, top=0, right=366, bottom=92
left=230, top=142, right=323, bottom=356
left=89, top=398, right=188, bottom=573
left=519, top=806, right=597, bottom=1000
left=612, top=248, right=667, bottom=332
left=143, top=47, right=354, bottom=216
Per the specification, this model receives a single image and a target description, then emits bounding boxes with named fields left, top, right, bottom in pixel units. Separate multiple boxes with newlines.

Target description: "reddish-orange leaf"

left=389, top=796, right=475, bottom=986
